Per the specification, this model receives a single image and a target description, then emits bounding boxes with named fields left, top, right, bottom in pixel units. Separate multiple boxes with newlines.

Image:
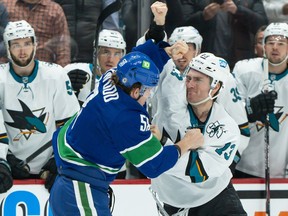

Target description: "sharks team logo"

left=256, top=105, right=287, bottom=132
left=5, top=99, right=48, bottom=141
left=206, top=121, right=226, bottom=138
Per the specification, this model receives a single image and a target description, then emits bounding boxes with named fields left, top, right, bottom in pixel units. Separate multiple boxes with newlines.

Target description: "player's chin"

left=104, top=65, right=114, bottom=71
left=14, top=59, right=30, bottom=67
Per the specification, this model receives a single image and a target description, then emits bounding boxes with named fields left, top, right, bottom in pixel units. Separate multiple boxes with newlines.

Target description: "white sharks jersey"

left=0, top=60, right=80, bottom=174
left=151, top=59, right=188, bottom=142
left=0, top=111, right=8, bottom=160
left=151, top=59, right=249, bottom=153
left=64, top=63, right=101, bottom=103
left=152, top=102, right=240, bottom=207
left=233, top=58, right=288, bottom=177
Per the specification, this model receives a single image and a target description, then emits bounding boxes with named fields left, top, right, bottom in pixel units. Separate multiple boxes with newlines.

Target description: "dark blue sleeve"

left=132, top=39, right=170, bottom=72
left=138, top=145, right=179, bottom=178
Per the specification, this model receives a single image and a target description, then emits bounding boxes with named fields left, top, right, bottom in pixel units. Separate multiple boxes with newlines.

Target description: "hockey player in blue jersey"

left=64, top=29, right=129, bottom=179
left=49, top=40, right=204, bottom=215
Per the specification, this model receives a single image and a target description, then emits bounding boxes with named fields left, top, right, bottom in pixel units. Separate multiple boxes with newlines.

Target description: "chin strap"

left=268, top=55, right=288, bottom=67
left=189, top=89, right=219, bottom=106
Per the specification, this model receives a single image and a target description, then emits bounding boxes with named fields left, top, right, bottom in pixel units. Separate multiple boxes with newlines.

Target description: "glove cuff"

left=245, top=97, right=259, bottom=122
left=0, top=159, right=11, bottom=172
left=245, top=98, right=253, bottom=115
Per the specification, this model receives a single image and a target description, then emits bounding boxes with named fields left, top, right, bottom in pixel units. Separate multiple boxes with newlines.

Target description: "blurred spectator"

left=263, top=0, right=288, bottom=23
left=180, top=0, right=268, bottom=69
left=0, top=2, right=8, bottom=63
left=121, top=0, right=139, bottom=53
left=2, top=0, right=71, bottom=67
left=254, top=25, right=267, bottom=57
left=54, top=0, right=120, bottom=63
left=103, top=0, right=120, bottom=30
left=164, top=0, right=184, bottom=37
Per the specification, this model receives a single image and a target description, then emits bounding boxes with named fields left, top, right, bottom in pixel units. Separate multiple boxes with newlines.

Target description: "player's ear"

left=211, top=82, right=221, bottom=97
left=130, top=87, right=140, bottom=99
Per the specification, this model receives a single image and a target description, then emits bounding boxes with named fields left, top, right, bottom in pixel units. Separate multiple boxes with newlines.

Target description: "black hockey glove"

left=67, top=69, right=90, bottom=97
left=245, top=90, right=277, bottom=123
left=0, top=159, right=13, bottom=193
left=40, top=157, right=57, bottom=192
left=6, top=154, right=30, bottom=179
left=145, top=21, right=165, bottom=44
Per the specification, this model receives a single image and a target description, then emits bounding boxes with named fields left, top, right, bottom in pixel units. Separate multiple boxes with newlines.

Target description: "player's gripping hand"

left=40, top=158, right=57, bottom=192
left=176, top=129, right=204, bottom=157
left=150, top=125, right=161, bottom=140
left=67, top=69, right=90, bottom=96
left=246, top=90, right=277, bottom=122
left=0, top=159, right=13, bottom=193
left=165, top=40, right=189, bottom=61
left=6, top=154, right=30, bottom=179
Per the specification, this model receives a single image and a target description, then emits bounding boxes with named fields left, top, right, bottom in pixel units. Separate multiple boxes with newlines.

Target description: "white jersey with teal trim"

left=152, top=102, right=240, bottom=208
left=151, top=59, right=249, bottom=152
left=233, top=57, right=288, bottom=177
left=151, top=59, right=188, bottom=142
left=0, top=111, right=8, bottom=159
left=217, top=72, right=250, bottom=154
left=64, top=63, right=101, bottom=103
left=0, top=61, right=80, bottom=174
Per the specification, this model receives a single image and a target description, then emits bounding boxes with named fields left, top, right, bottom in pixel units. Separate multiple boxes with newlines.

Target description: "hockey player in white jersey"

left=65, top=29, right=126, bottom=105
left=0, top=20, right=80, bottom=193
left=0, top=111, right=11, bottom=193
left=144, top=26, right=249, bottom=173
left=151, top=53, right=247, bottom=215
left=134, top=3, right=249, bottom=178
left=233, top=22, right=288, bottom=178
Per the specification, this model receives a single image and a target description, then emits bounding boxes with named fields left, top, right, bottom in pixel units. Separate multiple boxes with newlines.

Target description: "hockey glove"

left=67, top=69, right=90, bottom=96
left=245, top=90, right=277, bottom=123
left=6, top=154, right=30, bottom=179
left=0, top=159, right=13, bottom=193
left=40, top=157, right=57, bottom=192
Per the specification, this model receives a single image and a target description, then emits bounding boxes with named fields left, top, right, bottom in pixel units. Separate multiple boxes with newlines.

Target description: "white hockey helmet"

left=263, top=22, right=288, bottom=44
left=188, top=53, right=229, bottom=105
left=3, top=20, right=37, bottom=66
left=4, top=20, right=36, bottom=48
left=189, top=52, right=229, bottom=89
left=96, top=29, right=126, bottom=53
left=169, top=26, right=203, bottom=54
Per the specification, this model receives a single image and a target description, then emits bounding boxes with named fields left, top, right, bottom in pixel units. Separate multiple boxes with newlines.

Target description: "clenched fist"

left=151, top=1, right=168, bottom=25
left=165, top=40, right=189, bottom=61
left=176, top=128, right=204, bottom=157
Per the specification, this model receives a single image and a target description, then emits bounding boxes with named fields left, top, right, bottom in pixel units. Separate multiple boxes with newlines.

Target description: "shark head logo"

left=5, top=99, right=47, bottom=133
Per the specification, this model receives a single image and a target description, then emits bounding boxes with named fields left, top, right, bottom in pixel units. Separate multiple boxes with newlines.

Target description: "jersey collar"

left=9, top=60, right=39, bottom=84
left=269, top=68, right=288, bottom=81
